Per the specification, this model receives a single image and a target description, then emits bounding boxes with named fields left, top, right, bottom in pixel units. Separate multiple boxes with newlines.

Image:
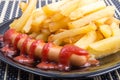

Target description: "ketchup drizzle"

left=59, top=45, right=88, bottom=71
left=20, top=37, right=30, bottom=55
left=2, top=29, right=97, bottom=71
left=41, top=42, right=53, bottom=62
left=3, top=29, right=15, bottom=44
left=37, top=42, right=56, bottom=70
left=13, top=36, right=34, bottom=64
left=14, top=34, right=27, bottom=49
left=29, top=40, right=43, bottom=59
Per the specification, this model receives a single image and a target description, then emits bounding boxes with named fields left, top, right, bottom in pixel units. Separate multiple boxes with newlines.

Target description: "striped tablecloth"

left=0, top=0, right=120, bottom=23
left=0, top=0, right=120, bottom=80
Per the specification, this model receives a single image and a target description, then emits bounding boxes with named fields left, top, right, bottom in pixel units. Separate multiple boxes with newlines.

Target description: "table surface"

left=0, top=0, right=120, bottom=80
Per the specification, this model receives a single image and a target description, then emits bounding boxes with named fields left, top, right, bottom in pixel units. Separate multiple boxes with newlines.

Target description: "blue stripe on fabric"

left=18, top=9, right=22, bottom=17
left=48, top=0, right=52, bottom=4
left=36, top=0, right=39, bottom=8
left=3, top=1, right=13, bottom=22
left=0, top=1, right=5, bottom=16
left=111, top=0, right=120, bottom=12
left=12, top=1, right=19, bottom=18
left=115, top=11, right=120, bottom=19
left=41, top=0, right=45, bottom=7
left=104, top=0, right=120, bottom=19
left=108, top=0, right=120, bottom=19
left=55, top=0, right=59, bottom=2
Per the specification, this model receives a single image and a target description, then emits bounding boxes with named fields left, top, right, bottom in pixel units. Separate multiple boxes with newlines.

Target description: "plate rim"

left=0, top=19, right=120, bottom=78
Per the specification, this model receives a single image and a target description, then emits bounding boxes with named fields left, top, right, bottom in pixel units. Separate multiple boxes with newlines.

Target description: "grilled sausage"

left=2, top=29, right=99, bottom=71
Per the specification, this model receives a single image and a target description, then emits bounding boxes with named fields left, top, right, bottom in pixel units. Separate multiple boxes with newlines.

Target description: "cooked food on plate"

left=0, top=0, right=120, bottom=71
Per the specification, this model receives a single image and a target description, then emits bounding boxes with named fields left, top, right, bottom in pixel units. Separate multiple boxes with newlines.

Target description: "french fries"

left=75, top=31, right=97, bottom=49
left=68, top=6, right=115, bottom=29
left=99, top=25, right=112, bottom=38
left=88, top=36, right=120, bottom=58
left=22, top=14, right=33, bottom=33
left=51, top=23, right=97, bottom=41
left=19, top=2, right=28, bottom=13
left=69, top=1, right=106, bottom=20
left=95, top=17, right=109, bottom=25
left=42, top=0, right=69, bottom=16
left=30, top=9, right=47, bottom=33
left=10, top=0, right=120, bottom=59
left=49, top=18, right=70, bottom=32
left=110, top=22, right=120, bottom=36
left=96, top=30, right=104, bottom=41
left=78, top=0, right=98, bottom=7
left=60, top=0, right=80, bottom=16
left=10, top=0, right=37, bottom=32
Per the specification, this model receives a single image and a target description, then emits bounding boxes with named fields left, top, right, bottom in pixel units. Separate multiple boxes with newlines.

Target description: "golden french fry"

left=96, top=30, right=104, bottom=41
left=75, top=31, right=97, bottom=49
left=10, top=0, right=37, bottom=32
left=29, top=32, right=39, bottom=38
left=30, top=16, right=45, bottom=32
left=51, top=13, right=65, bottom=22
left=22, top=14, right=33, bottom=33
left=42, top=5, right=56, bottom=16
left=49, top=18, right=70, bottom=32
left=41, top=28, right=51, bottom=36
left=31, top=16, right=47, bottom=33
left=36, top=33, right=48, bottom=41
left=48, top=22, right=60, bottom=32
left=10, top=19, right=18, bottom=28
left=99, top=25, right=112, bottom=38
left=62, top=35, right=84, bottom=44
left=112, top=18, right=120, bottom=24
left=60, top=0, right=80, bottom=16
left=52, top=23, right=97, bottom=41
left=95, top=17, right=108, bottom=26
left=32, top=15, right=46, bottom=27
left=68, top=6, right=115, bottom=29
left=42, top=19, right=52, bottom=29
left=53, top=39, right=63, bottom=46
left=22, top=8, right=46, bottom=33
left=32, top=8, right=46, bottom=19
left=19, top=2, right=28, bottom=13
left=78, top=0, right=98, bottom=7
left=110, top=22, right=120, bottom=36
left=105, top=17, right=120, bottom=25
left=69, top=1, right=106, bottom=20
left=42, top=0, right=69, bottom=16
left=88, top=36, right=120, bottom=58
